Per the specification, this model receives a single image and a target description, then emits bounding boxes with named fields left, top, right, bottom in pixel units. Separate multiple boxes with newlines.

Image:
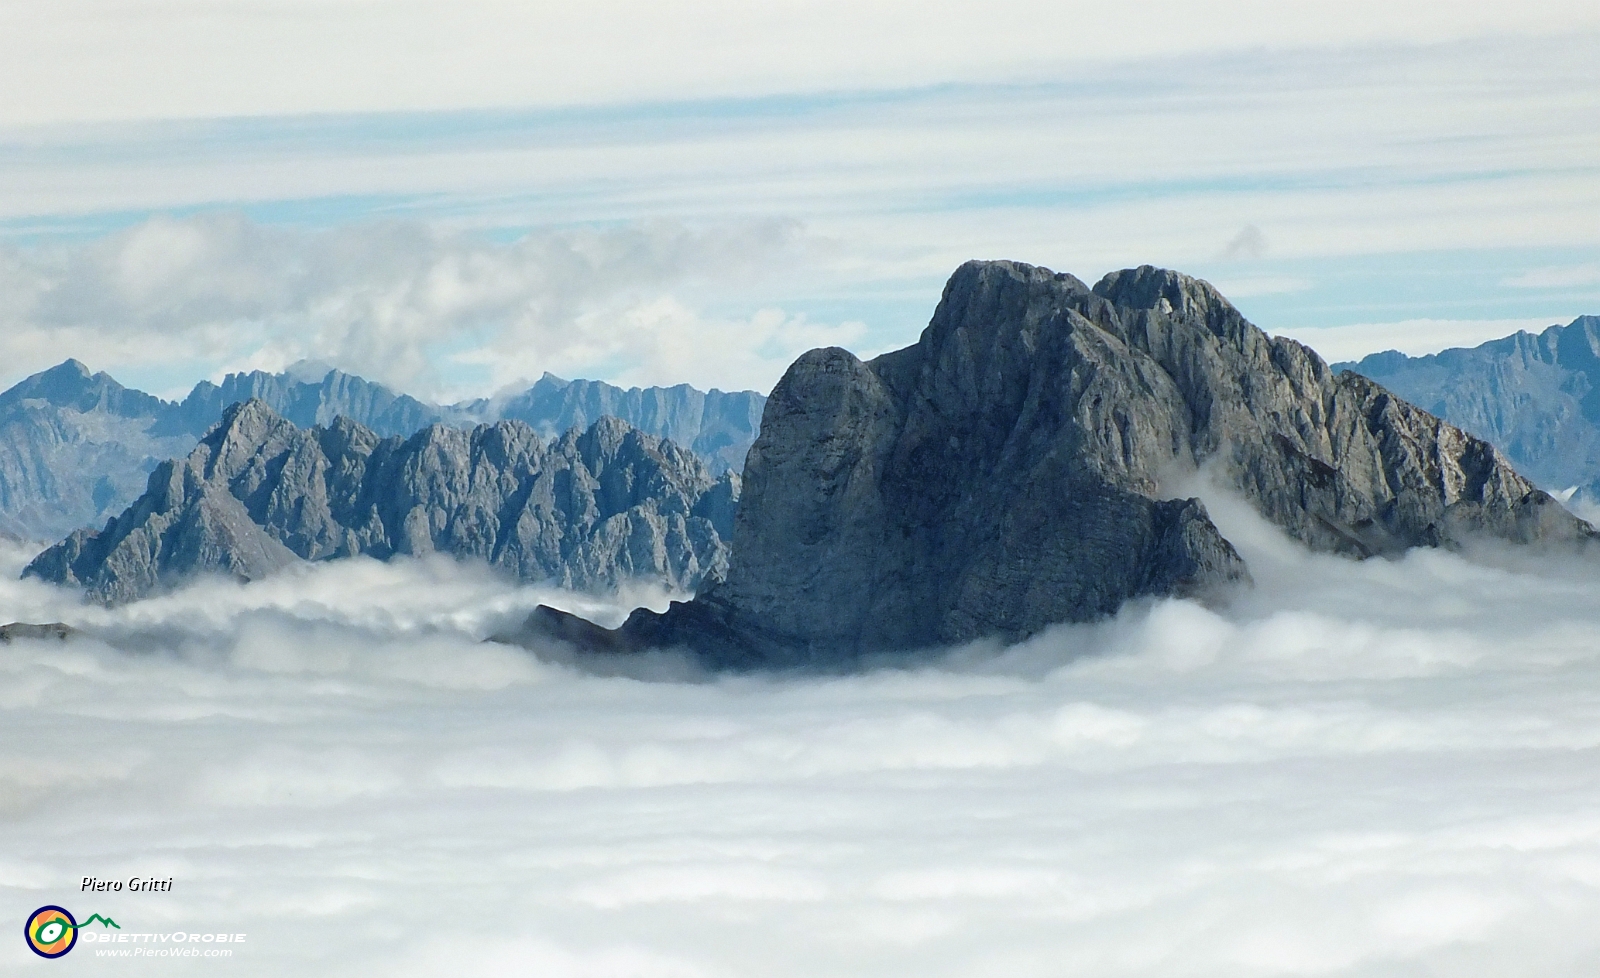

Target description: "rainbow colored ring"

left=25, top=906, right=78, bottom=959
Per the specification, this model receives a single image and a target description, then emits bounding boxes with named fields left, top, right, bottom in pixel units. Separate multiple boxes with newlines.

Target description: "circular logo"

left=25, top=906, right=77, bottom=959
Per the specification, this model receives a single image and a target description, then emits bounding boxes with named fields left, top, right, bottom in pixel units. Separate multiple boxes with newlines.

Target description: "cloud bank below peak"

left=6, top=485, right=1600, bottom=974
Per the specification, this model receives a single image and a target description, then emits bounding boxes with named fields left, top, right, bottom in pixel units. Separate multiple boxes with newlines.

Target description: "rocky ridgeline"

left=25, top=401, right=738, bottom=604
left=1338, top=316, right=1600, bottom=501
left=527, top=261, right=1595, bottom=667
left=0, top=361, right=763, bottom=542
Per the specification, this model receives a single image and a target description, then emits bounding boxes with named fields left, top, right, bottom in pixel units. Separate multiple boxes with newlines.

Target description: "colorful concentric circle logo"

left=25, top=906, right=78, bottom=959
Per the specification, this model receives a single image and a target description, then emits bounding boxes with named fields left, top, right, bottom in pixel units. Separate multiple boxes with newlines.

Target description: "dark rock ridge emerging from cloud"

left=1336, top=316, right=1600, bottom=502
left=24, top=401, right=738, bottom=604
left=525, top=260, right=1595, bottom=667
left=0, top=361, right=764, bottom=542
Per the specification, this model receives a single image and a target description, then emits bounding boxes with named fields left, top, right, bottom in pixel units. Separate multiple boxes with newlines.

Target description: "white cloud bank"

left=0, top=213, right=862, bottom=397
left=4, top=494, right=1600, bottom=974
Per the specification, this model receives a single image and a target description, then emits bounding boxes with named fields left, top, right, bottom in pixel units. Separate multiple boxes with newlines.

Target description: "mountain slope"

left=0, top=361, right=200, bottom=541
left=1336, top=316, right=1600, bottom=499
left=529, top=261, right=1593, bottom=667
left=494, top=374, right=765, bottom=475
left=25, top=400, right=738, bottom=604
left=0, top=362, right=766, bottom=541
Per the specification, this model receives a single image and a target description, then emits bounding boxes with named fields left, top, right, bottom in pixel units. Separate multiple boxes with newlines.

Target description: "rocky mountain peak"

left=50, top=358, right=92, bottom=380
left=1094, top=264, right=1262, bottom=350
left=1094, top=265, right=1227, bottom=314
left=200, top=398, right=302, bottom=482
left=0, top=358, right=168, bottom=419
left=1553, top=316, right=1600, bottom=363
left=26, top=402, right=735, bottom=603
left=2, top=359, right=767, bottom=542
left=925, top=261, right=1093, bottom=347
left=523, top=259, right=1595, bottom=668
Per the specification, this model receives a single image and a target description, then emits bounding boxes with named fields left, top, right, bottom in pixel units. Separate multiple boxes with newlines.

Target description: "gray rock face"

left=0, top=622, right=76, bottom=643
left=172, top=365, right=441, bottom=439
left=1336, top=317, right=1600, bottom=500
left=491, top=374, right=766, bottom=475
left=552, top=260, right=1591, bottom=667
left=0, top=360, right=200, bottom=541
left=25, top=401, right=737, bottom=604
left=0, top=360, right=766, bottom=543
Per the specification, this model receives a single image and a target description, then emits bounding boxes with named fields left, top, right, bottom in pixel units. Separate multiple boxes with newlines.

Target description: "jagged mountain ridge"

left=490, top=374, right=764, bottom=474
left=528, top=261, right=1594, bottom=668
left=25, top=400, right=739, bottom=604
left=0, top=360, right=765, bottom=541
left=1335, top=316, right=1600, bottom=500
left=0, top=361, right=202, bottom=542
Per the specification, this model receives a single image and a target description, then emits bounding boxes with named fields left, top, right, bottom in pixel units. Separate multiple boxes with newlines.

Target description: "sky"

left=6, top=485, right=1600, bottom=975
left=0, top=1, right=1597, bottom=399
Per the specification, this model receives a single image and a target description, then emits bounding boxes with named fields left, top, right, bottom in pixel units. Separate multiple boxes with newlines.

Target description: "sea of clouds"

left=5, top=493, right=1600, bottom=975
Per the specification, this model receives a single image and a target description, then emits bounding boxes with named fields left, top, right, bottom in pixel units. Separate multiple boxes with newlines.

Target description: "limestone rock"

left=0, top=360, right=199, bottom=541
left=0, top=360, right=766, bottom=543
left=25, top=401, right=736, bottom=603
left=1337, top=316, right=1600, bottom=501
left=0, top=622, right=77, bottom=643
left=537, top=260, right=1592, bottom=667
left=491, top=373, right=766, bottom=475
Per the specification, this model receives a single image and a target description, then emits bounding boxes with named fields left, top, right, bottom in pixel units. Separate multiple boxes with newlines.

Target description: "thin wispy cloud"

left=1504, top=262, right=1600, bottom=290
left=7, top=41, right=1595, bottom=232
left=1, top=37, right=1593, bottom=391
left=3, top=1, right=1597, bottom=126
left=1217, top=225, right=1268, bottom=261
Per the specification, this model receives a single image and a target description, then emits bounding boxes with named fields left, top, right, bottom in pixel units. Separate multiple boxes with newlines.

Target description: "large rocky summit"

left=26, top=401, right=738, bottom=603
left=539, top=260, right=1593, bottom=667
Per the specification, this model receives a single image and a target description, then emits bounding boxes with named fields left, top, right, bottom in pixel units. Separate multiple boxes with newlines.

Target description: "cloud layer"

left=5, top=1, right=1598, bottom=125
left=3, top=35, right=1596, bottom=394
left=0, top=214, right=863, bottom=397
left=4, top=494, right=1600, bottom=975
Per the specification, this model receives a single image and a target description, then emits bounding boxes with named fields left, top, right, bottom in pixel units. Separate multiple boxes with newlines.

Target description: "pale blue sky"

left=0, top=7, right=1596, bottom=398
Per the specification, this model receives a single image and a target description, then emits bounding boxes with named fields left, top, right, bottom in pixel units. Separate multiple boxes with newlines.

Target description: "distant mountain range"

left=13, top=272, right=1599, bottom=631
left=1337, top=316, right=1600, bottom=501
left=27, top=400, right=737, bottom=604
left=0, top=360, right=764, bottom=541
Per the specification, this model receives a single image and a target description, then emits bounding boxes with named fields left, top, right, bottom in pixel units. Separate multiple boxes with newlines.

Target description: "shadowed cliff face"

left=25, top=400, right=738, bottom=604
left=546, top=260, right=1594, bottom=667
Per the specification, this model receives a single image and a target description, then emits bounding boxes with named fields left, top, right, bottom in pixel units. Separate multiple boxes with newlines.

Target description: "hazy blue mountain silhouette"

left=1337, top=316, right=1600, bottom=500
left=0, top=360, right=763, bottom=541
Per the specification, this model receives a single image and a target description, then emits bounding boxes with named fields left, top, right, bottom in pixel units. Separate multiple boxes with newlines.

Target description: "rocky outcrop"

left=526, top=261, right=1594, bottom=668
left=0, top=361, right=766, bottom=543
left=0, top=622, right=77, bottom=643
left=170, top=363, right=441, bottom=439
left=1337, top=316, right=1600, bottom=501
left=490, top=374, right=766, bottom=475
left=25, top=401, right=737, bottom=604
